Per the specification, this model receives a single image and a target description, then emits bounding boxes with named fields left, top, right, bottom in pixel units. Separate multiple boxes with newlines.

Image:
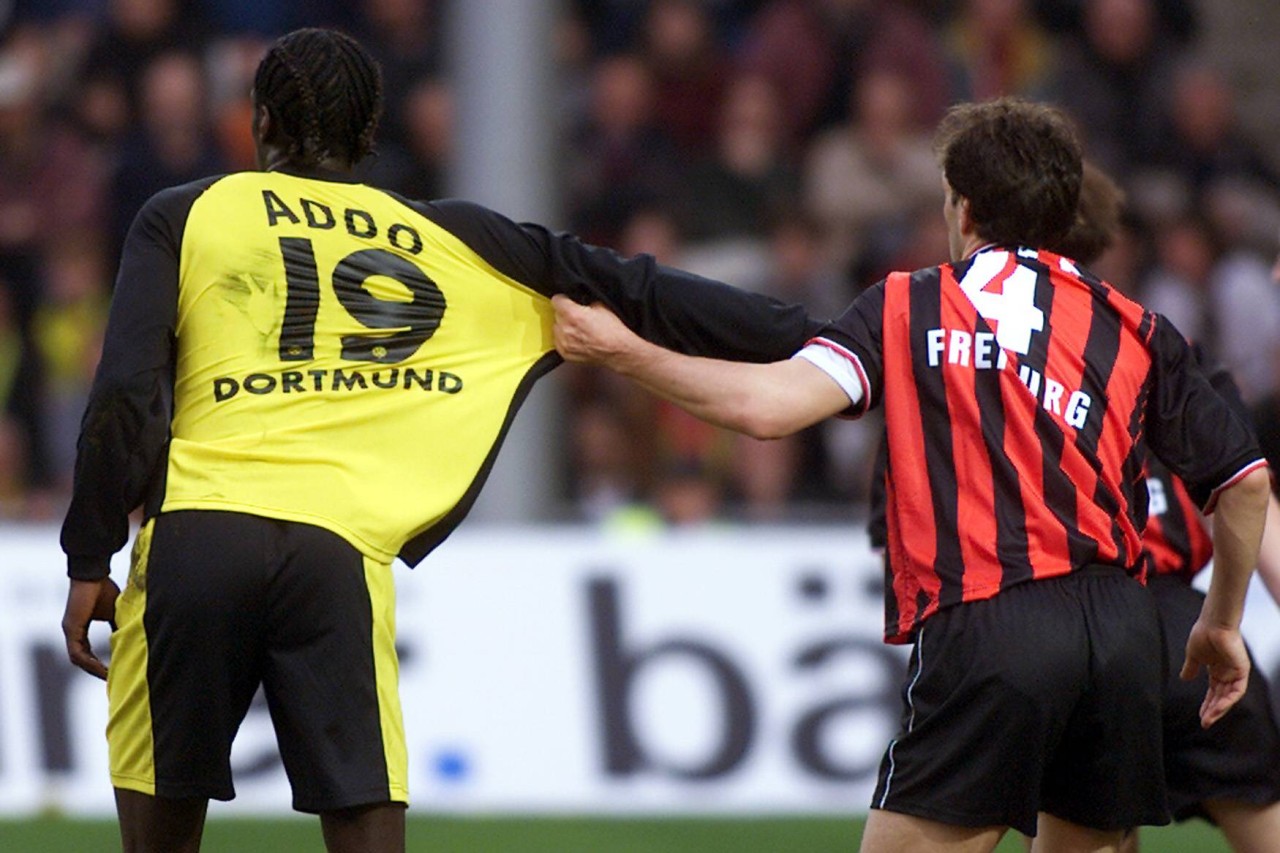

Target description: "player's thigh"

left=109, top=510, right=270, bottom=800
left=860, top=808, right=1005, bottom=853
left=1030, top=812, right=1124, bottom=853
left=1205, top=799, right=1280, bottom=853
left=260, top=523, right=406, bottom=813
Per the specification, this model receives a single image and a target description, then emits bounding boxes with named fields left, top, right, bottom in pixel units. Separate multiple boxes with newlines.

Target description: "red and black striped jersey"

left=1144, top=464, right=1213, bottom=583
left=808, top=246, right=1265, bottom=643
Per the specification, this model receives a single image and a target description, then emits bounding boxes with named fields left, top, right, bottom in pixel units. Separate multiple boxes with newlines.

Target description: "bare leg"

left=1030, top=812, right=1124, bottom=853
left=319, top=802, right=407, bottom=853
left=114, top=788, right=208, bottom=853
left=1205, top=799, right=1280, bottom=853
left=859, top=808, right=1005, bottom=853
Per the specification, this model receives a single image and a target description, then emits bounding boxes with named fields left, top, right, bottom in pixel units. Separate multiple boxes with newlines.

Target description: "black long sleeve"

left=60, top=181, right=212, bottom=579
left=415, top=198, right=821, bottom=361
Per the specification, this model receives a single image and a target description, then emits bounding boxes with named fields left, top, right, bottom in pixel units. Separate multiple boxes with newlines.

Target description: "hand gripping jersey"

left=62, top=167, right=817, bottom=578
left=807, top=246, right=1264, bottom=642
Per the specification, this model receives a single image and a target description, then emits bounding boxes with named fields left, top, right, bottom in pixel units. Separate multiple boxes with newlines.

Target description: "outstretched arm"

left=553, top=296, right=853, bottom=439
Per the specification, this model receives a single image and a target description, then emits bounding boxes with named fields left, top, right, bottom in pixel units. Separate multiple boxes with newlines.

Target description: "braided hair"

left=253, top=28, right=384, bottom=168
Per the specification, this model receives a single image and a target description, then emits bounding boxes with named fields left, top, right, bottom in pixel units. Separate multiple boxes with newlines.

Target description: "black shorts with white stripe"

left=870, top=566, right=1168, bottom=837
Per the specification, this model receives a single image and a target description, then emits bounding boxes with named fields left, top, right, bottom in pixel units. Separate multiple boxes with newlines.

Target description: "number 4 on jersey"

left=959, top=255, right=1044, bottom=356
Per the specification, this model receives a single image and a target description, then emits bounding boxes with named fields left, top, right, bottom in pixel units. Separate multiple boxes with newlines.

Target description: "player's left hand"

left=552, top=295, right=636, bottom=365
left=1181, top=619, right=1250, bottom=728
left=63, top=578, right=120, bottom=680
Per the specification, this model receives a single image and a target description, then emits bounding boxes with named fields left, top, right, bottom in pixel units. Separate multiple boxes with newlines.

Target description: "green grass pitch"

left=0, top=815, right=1233, bottom=851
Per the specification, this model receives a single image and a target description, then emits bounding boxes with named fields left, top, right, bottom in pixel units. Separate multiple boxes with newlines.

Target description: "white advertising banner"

left=0, top=524, right=1277, bottom=817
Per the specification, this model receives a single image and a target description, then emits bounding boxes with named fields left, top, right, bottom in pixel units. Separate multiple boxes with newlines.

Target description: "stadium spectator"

left=1140, top=214, right=1280, bottom=402
left=638, top=0, right=729, bottom=158
left=354, top=0, right=440, bottom=152
left=1154, top=61, right=1280, bottom=203
left=803, top=66, right=943, bottom=283
left=737, top=0, right=952, bottom=142
left=728, top=431, right=802, bottom=522
left=361, top=76, right=453, bottom=199
left=1045, top=0, right=1178, bottom=177
left=205, top=34, right=273, bottom=170
left=942, top=0, right=1057, bottom=102
left=757, top=208, right=852, bottom=321
left=1207, top=241, right=1280, bottom=404
left=1033, top=0, right=1199, bottom=46
left=59, top=27, right=820, bottom=852
left=0, top=284, right=28, bottom=517
left=108, top=51, right=228, bottom=259
left=0, top=36, right=60, bottom=506
left=551, top=97, right=1271, bottom=852
left=566, top=398, right=648, bottom=525
left=77, top=0, right=208, bottom=121
left=673, top=71, right=798, bottom=249
left=200, top=0, right=355, bottom=38
left=651, top=453, right=727, bottom=527
left=32, top=236, right=108, bottom=491
left=1139, top=214, right=1221, bottom=347
left=562, top=52, right=682, bottom=246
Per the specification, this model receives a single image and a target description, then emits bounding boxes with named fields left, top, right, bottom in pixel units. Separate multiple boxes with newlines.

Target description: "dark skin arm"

left=63, top=577, right=120, bottom=679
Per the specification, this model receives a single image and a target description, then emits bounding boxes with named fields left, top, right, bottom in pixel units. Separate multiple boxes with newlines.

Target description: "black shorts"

left=870, top=567, right=1170, bottom=837
left=107, top=510, right=407, bottom=812
left=1148, top=573, right=1280, bottom=821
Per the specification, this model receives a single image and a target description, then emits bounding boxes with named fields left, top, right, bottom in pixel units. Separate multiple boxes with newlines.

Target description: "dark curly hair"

left=935, top=98, right=1082, bottom=250
left=253, top=28, right=384, bottom=168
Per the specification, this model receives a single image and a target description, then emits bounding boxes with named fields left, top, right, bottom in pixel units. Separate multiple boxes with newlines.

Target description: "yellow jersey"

left=63, top=166, right=816, bottom=577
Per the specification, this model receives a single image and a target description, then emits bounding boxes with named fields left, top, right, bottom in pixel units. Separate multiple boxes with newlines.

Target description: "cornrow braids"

left=253, top=28, right=384, bottom=169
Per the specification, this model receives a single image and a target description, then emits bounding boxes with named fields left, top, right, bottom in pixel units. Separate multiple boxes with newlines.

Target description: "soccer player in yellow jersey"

left=59, top=28, right=817, bottom=852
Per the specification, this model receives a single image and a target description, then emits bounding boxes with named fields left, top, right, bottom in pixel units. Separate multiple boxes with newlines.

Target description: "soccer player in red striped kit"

left=551, top=98, right=1271, bottom=853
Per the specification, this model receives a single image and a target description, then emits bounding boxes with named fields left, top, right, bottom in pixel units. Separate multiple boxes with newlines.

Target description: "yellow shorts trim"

left=107, top=519, right=156, bottom=795
left=365, top=554, right=409, bottom=803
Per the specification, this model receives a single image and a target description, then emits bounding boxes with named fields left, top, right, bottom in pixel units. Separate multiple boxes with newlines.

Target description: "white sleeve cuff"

left=1202, top=458, right=1269, bottom=514
left=793, top=340, right=868, bottom=410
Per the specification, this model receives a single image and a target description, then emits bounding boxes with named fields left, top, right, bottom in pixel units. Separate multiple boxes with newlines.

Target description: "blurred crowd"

left=1, top=0, right=1279, bottom=529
